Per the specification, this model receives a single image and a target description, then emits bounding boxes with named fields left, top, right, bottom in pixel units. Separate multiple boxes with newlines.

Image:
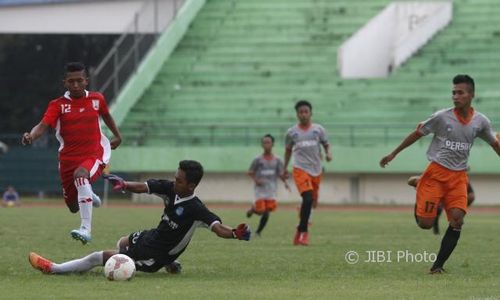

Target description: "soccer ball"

left=104, top=254, right=136, bottom=281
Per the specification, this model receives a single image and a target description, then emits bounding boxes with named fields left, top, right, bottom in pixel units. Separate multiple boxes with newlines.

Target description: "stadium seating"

left=5, top=0, right=500, bottom=196
left=119, top=0, right=500, bottom=149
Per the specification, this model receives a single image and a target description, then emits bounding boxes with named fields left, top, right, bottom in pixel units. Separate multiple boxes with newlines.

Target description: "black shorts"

left=120, top=230, right=179, bottom=273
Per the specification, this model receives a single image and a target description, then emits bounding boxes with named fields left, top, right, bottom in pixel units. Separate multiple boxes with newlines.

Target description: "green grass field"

left=2, top=203, right=500, bottom=299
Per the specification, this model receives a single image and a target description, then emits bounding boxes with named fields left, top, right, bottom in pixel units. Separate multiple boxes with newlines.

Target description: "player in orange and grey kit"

left=380, top=75, right=500, bottom=274
left=284, top=100, right=332, bottom=246
left=407, top=175, right=475, bottom=235
left=247, top=134, right=290, bottom=236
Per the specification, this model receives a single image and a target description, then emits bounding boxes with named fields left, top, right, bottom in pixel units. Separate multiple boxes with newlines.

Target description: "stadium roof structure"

left=0, top=0, right=80, bottom=6
left=0, top=0, right=145, bottom=33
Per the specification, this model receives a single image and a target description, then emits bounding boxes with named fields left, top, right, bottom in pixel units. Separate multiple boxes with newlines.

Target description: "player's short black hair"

left=179, top=160, right=204, bottom=186
left=262, top=134, right=275, bottom=144
left=65, top=62, right=87, bottom=76
left=453, top=74, right=475, bottom=93
left=295, top=100, right=312, bottom=112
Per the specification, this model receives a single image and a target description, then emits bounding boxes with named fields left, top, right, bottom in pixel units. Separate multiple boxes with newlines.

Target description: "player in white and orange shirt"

left=247, top=134, right=289, bottom=236
left=284, top=100, right=332, bottom=246
left=380, top=74, right=500, bottom=274
left=22, top=62, right=122, bottom=244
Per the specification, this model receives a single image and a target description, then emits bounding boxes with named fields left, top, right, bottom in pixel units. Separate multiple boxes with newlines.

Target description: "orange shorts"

left=416, top=162, right=468, bottom=220
left=254, top=199, right=277, bottom=213
left=292, top=168, right=322, bottom=203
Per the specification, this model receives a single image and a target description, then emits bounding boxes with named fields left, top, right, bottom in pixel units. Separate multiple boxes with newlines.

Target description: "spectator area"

left=112, top=0, right=500, bottom=172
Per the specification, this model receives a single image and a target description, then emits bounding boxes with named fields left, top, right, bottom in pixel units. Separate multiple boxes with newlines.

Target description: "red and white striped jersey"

left=42, top=90, right=111, bottom=164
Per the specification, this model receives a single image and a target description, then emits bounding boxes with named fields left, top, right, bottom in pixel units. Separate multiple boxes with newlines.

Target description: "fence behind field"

left=90, top=0, right=184, bottom=102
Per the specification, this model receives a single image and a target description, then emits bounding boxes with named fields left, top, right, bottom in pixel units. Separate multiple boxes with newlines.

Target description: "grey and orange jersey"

left=285, top=123, right=329, bottom=176
left=249, top=155, right=285, bottom=200
left=418, top=107, right=497, bottom=171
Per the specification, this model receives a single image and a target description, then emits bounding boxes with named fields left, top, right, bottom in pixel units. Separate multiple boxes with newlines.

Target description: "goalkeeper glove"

left=232, top=223, right=251, bottom=241
left=103, top=174, right=127, bottom=192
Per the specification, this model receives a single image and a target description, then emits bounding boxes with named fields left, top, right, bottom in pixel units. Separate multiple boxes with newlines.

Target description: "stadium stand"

left=118, top=0, right=500, bottom=155
left=3, top=0, right=500, bottom=198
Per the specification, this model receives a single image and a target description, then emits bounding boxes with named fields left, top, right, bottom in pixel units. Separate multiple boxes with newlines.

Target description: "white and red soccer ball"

left=104, top=254, right=136, bottom=281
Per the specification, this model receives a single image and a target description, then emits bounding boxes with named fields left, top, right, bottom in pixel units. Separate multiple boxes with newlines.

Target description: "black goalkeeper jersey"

left=141, top=179, right=221, bottom=256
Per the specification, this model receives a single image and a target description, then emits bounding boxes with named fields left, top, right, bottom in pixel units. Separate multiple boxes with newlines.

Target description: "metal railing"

left=0, top=133, right=58, bottom=148
left=3, top=122, right=497, bottom=149
left=90, top=0, right=184, bottom=103
left=117, top=122, right=458, bottom=147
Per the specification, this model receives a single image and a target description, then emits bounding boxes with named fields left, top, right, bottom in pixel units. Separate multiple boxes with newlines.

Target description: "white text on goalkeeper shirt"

left=161, top=214, right=179, bottom=229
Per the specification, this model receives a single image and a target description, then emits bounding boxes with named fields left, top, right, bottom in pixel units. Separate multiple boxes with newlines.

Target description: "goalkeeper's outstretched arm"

left=104, top=174, right=148, bottom=193
left=212, top=223, right=251, bottom=241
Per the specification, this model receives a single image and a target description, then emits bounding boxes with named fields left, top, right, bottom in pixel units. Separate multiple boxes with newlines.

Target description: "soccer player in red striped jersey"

left=22, top=62, right=122, bottom=244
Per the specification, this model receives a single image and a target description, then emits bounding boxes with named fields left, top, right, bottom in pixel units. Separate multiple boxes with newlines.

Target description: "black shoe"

left=429, top=266, right=446, bottom=274
left=432, top=223, right=440, bottom=235
left=165, top=260, right=182, bottom=274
